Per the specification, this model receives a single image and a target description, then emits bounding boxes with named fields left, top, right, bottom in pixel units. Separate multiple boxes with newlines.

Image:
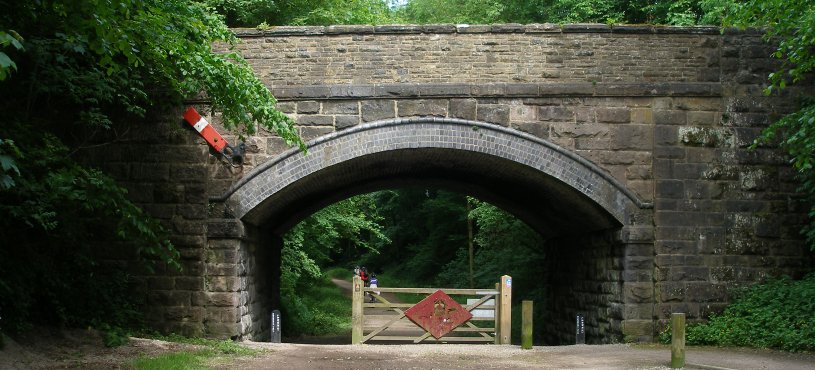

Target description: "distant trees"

left=281, top=189, right=547, bottom=339
left=283, top=188, right=544, bottom=288
left=282, top=194, right=388, bottom=292
left=205, top=0, right=733, bottom=27
left=203, top=0, right=394, bottom=26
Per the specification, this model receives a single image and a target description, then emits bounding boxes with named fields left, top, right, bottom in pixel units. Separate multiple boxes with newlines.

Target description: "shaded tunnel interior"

left=241, top=148, right=628, bottom=344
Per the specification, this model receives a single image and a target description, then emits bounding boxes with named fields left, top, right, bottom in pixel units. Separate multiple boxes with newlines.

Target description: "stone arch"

left=211, top=117, right=657, bottom=342
left=218, top=117, right=651, bottom=235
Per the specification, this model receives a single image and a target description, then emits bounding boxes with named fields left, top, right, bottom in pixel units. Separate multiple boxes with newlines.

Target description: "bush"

left=662, top=273, right=815, bottom=352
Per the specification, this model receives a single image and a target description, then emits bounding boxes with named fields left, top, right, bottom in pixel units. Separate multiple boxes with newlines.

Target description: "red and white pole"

left=182, top=107, right=228, bottom=153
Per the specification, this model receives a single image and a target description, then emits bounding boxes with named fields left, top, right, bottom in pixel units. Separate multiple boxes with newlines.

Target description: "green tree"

left=282, top=194, right=388, bottom=290
left=0, top=0, right=301, bottom=334
left=205, top=0, right=396, bottom=27
left=202, top=0, right=735, bottom=28
left=396, top=0, right=729, bottom=25
left=436, top=199, right=544, bottom=290
left=361, top=189, right=469, bottom=283
left=731, top=0, right=815, bottom=250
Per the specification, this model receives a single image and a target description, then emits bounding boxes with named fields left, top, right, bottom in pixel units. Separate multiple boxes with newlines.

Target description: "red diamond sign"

left=404, top=290, right=473, bottom=339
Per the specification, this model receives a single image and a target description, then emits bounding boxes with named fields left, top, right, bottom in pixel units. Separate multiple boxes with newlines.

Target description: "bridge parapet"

left=225, top=24, right=766, bottom=88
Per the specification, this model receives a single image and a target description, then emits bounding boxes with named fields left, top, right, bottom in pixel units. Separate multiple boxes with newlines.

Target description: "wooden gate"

left=351, top=275, right=512, bottom=344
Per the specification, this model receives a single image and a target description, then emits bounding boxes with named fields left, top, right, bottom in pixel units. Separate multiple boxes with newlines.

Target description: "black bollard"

left=271, top=310, right=281, bottom=343
left=576, top=314, right=586, bottom=344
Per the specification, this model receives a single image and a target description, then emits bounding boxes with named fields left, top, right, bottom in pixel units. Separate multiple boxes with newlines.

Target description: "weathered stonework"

left=88, top=25, right=812, bottom=342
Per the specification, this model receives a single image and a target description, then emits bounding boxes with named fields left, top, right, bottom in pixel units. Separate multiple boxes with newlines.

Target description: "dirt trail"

left=331, top=277, right=401, bottom=305
left=3, top=325, right=815, bottom=369
left=227, top=342, right=815, bottom=370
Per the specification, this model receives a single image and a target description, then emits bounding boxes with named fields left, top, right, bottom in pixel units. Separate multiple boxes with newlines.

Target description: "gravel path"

left=224, top=342, right=815, bottom=370
left=4, top=327, right=814, bottom=369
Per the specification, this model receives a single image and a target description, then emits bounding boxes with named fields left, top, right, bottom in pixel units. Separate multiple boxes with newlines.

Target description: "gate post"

left=351, top=275, right=363, bottom=344
left=494, top=282, right=501, bottom=344
left=499, top=275, right=512, bottom=344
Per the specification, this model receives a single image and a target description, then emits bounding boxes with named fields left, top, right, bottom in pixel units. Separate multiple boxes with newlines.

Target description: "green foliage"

left=726, top=0, right=814, bottom=91
left=206, top=0, right=396, bottom=27
left=132, top=351, right=208, bottom=370
left=0, top=126, right=180, bottom=332
left=361, top=189, right=468, bottom=283
left=436, top=199, right=544, bottom=290
left=393, top=0, right=729, bottom=25
left=279, top=272, right=352, bottom=337
left=279, top=196, right=384, bottom=337
left=204, top=0, right=281, bottom=27
left=154, top=334, right=259, bottom=355
left=398, top=0, right=512, bottom=24
left=0, top=29, right=23, bottom=81
left=282, top=194, right=388, bottom=291
left=101, top=324, right=132, bottom=347
left=661, top=274, right=815, bottom=351
left=0, top=0, right=303, bottom=337
left=324, top=266, right=354, bottom=280
left=205, top=0, right=732, bottom=27
left=1, top=0, right=301, bottom=142
left=0, top=138, right=21, bottom=190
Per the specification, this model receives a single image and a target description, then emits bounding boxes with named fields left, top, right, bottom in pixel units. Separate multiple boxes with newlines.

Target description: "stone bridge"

left=91, top=24, right=813, bottom=343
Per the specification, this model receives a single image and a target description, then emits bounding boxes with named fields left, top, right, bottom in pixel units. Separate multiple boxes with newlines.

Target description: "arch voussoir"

left=219, top=117, right=650, bottom=228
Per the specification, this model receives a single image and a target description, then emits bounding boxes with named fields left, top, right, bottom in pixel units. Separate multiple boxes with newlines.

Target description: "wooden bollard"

left=671, top=313, right=686, bottom=369
left=351, top=275, right=363, bottom=344
left=521, top=300, right=533, bottom=349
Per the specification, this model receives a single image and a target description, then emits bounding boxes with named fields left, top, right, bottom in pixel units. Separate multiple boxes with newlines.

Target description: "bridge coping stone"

left=233, top=24, right=732, bottom=37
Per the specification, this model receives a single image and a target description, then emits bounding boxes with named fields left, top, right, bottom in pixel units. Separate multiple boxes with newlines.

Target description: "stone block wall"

left=205, top=219, right=277, bottom=340
left=652, top=96, right=812, bottom=331
left=543, top=230, right=625, bottom=344
left=227, top=25, right=722, bottom=86
left=81, top=109, right=212, bottom=337
left=210, top=25, right=811, bottom=341
left=211, top=94, right=672, bottom=203
left=80, top=25, right=813, bottom=342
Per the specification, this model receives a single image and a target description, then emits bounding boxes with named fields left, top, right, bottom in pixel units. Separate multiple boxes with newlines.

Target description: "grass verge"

left=131, top=335, right=260, bottom=370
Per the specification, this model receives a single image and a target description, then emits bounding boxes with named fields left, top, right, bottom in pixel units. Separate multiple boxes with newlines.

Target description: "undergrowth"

left=280, top=269, right=352, bottom=338
left=660, top=273, right=815, bottom=352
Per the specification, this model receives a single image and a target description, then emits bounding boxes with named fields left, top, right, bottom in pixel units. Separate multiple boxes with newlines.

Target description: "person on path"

left=369, top=273, right=379, bottom=303
left=359, top=266, right=369, bottom=286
